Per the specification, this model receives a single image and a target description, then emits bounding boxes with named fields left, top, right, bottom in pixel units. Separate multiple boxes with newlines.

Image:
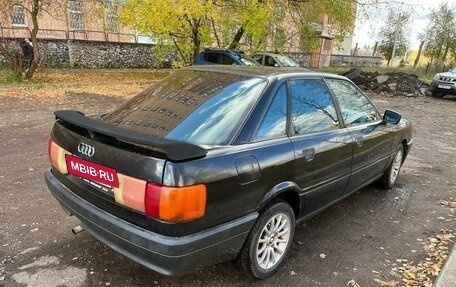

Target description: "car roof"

left=203, top=49, right=244, bottom=55
left=252, top=52, right=286, bottom=57
left=186, top=65, right=348, bottom=81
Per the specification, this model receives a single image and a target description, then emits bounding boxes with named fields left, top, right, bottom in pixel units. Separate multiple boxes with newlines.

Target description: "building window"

left=68, top=1, right=84, bottom=30
left=105, top=4, right=118, bottom=33
left=11, top=4, right=26, bottom=26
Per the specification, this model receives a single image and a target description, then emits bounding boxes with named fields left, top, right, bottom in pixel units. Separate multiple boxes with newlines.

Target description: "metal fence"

left=0, top=27, right=148, bottom=44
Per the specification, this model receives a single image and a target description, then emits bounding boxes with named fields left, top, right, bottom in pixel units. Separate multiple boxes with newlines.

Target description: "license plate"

left=65, top=155, right=119, bottom=188
left=438, top=84, right=451, bottom=89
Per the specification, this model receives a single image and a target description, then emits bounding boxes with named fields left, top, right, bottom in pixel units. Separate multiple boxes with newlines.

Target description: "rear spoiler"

left=54, top=110, right=207, bottom=161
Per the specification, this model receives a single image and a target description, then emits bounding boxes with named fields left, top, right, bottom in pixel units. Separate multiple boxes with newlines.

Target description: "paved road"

left=1, top=91, right=455, bottom=287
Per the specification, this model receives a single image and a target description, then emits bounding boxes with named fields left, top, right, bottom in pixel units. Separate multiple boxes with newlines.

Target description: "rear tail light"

left=145, top=182, right=206, bottom=223
left=47, top=137, right=53, bottom=163
left=47, top=137, right=205, bottom=222
left=47, top=140, right=68, bottom=174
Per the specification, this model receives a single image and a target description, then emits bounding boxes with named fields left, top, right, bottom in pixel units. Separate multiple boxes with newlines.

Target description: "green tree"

left=120, top=0, right=357, bottom=65
left=289, top=0, right=356, bottom=53
left=421, top=3, right=456, bottom=65
left=377, top=9, right=410, bottom=67
left=120, top=0, right=216, bottom=66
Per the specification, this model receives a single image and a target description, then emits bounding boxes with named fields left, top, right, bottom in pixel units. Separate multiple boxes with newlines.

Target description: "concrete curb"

left=435, top=244, right=456, bottom=287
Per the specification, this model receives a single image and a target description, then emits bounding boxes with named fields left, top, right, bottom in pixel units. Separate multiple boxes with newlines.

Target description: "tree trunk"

left=171, top=38, right=189, bottom=66
left=25, top=0, right=41, bottom=80
left=210, top=17, right=221, bottom=48
left=387, top=50, right=392, bottom=67
left=0, top=28, right=24, bottom=77
left=372, top=42, right=378, bottom=57
left=414, top=41, right=425, bottom=67
left=191, top=19, right=201, bottom=64
left=442, top=44, right=449, bottom=62
left=228, top=26, right=244, bottom=50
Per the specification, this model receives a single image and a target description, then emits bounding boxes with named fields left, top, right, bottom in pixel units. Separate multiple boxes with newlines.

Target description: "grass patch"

left=0, top=72, right=23, bottom=85
left=0, top=68, right=173, bottom=87
left=34, top=68, right=173, bottom=84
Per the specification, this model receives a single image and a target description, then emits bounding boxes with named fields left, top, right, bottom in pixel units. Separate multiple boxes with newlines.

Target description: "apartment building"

left=1, top=1, right=355, bottom=68
left=1, top=0, right=144, bottom=43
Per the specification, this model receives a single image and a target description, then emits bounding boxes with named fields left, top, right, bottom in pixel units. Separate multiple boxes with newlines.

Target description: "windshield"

left=103, top=70, right=267, bottom=145
left=450, top=68, right=456, bottom=73
left=275, top=55, right=298, bottom=67
left=238, top=54, right=260, bottom=66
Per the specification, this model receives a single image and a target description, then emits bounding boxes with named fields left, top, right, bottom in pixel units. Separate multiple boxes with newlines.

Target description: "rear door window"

left=103, top=70, right=267, bottom=145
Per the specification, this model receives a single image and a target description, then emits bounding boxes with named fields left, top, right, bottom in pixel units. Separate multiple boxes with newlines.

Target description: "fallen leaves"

left=0, top=69, right=168, bottom=104
left=373, top=278, right=399, bottom=287
left=439, top=198, right=456, bottom=209
left=347, top=279, right=361, bottom=287
left=376, top=229, right=455, bottom=287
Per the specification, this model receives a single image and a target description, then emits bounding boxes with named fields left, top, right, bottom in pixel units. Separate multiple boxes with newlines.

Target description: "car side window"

left=204, top=53, right=218, bottom=64
left=253, top=54, right=263, bottom=64
left=220, top=54, right=235, bottom=65
left=290, top=79, right=339, bottom=135
left=265, top=56, right=277, bottom=67
left=255, top=83, right=288, bottom=140
left=326, top=79, right=381, bottom=127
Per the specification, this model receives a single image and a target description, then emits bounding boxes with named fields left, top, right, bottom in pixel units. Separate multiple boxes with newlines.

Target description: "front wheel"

left=379, top=145, right=404, bottom=189
left=239, top=201, right=295, bottom=279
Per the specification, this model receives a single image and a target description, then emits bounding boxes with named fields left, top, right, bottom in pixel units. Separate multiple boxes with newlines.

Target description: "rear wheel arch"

left=258, top=183, right=301, bottom=218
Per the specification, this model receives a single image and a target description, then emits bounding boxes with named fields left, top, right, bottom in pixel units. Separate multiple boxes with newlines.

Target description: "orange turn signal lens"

left=145, top=183, right=206, bottom=223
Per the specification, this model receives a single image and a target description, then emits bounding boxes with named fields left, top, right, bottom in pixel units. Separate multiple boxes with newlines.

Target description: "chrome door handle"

left=354, top=136, right=364, bottom=147
left=301, top=148, right=315, bottom=162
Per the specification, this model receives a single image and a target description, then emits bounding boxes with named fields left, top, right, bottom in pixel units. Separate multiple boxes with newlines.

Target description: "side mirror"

left=274, top=63, right=279, bottom=67
left=383, top=110, right=401, bottom=125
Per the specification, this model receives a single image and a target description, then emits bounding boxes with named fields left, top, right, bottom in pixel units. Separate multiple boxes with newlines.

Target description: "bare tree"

left=0, top=0, right=46, bottom=79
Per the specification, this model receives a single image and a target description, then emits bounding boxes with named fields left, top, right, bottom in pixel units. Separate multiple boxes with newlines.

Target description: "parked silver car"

left=428, top=68, right=456, bottom=97
left=251, top=52, right=299, bottom=67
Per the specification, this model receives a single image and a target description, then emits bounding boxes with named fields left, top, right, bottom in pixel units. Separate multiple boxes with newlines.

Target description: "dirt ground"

left=0, top=75, right=455, bottom=287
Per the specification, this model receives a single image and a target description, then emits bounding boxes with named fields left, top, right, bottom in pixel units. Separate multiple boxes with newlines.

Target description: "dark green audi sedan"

left=45, top=66, right=413, bottom=279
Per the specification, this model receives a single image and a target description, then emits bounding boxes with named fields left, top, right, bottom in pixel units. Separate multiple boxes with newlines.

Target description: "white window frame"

left=10, top=3, right=27, bottom=27
left=68, top=0, right=84, bottom=30
left=105, top=4, right=118, bottom=33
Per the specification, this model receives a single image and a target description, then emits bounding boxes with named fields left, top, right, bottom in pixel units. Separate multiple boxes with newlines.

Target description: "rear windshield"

left=103, top=70, right=267, bottom=145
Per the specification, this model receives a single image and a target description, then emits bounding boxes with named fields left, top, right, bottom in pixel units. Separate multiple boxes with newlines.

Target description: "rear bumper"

left=44, top=169, right=257, bottom=276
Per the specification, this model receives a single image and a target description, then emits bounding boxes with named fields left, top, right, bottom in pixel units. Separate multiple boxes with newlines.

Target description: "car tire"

left=238, top=201, right=295, bottom=279
left=431, top=90, right=444, bottom=98
left=379, top=145, right=404, bottom=189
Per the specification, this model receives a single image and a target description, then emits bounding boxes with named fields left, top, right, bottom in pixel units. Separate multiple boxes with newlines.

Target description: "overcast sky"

left=353, top=0, right=452, bottom=50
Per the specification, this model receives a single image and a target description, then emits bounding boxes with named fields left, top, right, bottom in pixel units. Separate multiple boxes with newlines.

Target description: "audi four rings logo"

left=77, top=142, right=95, bottom=157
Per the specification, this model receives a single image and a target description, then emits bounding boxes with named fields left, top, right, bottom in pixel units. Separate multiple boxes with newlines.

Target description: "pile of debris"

left=342, top=68, right=429, bottom=97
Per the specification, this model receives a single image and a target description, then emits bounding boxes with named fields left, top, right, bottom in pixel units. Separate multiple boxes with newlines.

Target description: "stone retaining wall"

left=67, top=40, right=155, bottom=68
left=330, top=54, right=382, bottom=67
left=284, top=52, right=312, bottom=67
left=0, top=39, right=156, bottom=68
left=0, top=39, right=382, bottom=69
